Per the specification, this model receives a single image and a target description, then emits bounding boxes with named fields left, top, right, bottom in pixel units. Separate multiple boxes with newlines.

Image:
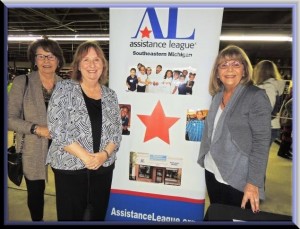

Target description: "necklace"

left=221, top=97, right=226, bottom=107
left=42, top=84, right=55, bottom=102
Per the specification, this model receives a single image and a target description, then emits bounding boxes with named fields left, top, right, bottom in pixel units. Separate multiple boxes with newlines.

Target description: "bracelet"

left=103, top=149, right=110, bottom=159
left=30, top=124, right=37, bottom=135
left=33, top=125, right=38, bottom=135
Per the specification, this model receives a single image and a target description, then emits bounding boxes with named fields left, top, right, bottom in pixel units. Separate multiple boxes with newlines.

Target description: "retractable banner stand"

left=107, top=7, right=223, bottom=222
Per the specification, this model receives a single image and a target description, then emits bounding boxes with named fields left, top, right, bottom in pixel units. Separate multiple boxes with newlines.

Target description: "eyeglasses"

left=35, top=54, right=56, bottom=61
left=218, top=60, right=242, bottom=69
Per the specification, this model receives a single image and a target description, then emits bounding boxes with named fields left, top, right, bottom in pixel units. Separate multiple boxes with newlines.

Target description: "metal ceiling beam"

left=25, top=8, right=77, bottom=33
left=7, top=8, right=292, bottom=64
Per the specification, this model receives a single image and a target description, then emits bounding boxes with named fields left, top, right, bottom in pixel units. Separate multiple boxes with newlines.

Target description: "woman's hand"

left=241, top=183, right=260, bottom=213
left=81, top=154, right=96, bottom=169
left=85, top=152, right=108, bottom=170
left=35, top=125, right=51, bottom=139
left=63, top=142, right=108, bottom=170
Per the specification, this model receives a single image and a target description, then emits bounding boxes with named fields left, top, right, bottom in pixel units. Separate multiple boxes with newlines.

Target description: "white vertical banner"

left=107, top=7, right=223, bottom=222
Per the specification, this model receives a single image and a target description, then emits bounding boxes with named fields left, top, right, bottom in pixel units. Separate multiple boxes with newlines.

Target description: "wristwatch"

left=30, top=124, right=38, bottom=135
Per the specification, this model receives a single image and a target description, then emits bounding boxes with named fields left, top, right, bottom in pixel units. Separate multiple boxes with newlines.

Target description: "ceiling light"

left=8, top=34, right=292, bottom=42
left=8, top=36, right=42, bottom=41
left=220, top=35, right=292, bottom=42
left=8, top=35, right=110, bottom=41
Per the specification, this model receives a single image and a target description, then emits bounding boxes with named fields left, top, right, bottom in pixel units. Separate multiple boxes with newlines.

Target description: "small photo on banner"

left=125, top=63, right=197, bottom=95
left=119, top=104, right=131, bottom=135
left=129, top=152, right=182, bottom=186
left=185, top=109, right=208, bottom=142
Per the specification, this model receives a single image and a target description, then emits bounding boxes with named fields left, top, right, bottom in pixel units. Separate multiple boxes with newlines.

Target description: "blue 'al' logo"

left=132, top=8, right=195, bottom=40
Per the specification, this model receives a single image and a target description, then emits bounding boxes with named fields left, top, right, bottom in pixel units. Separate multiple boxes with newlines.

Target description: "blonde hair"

left=208, top=45, right=253, bottom=96
left=253, top=60, right=282, bottom=85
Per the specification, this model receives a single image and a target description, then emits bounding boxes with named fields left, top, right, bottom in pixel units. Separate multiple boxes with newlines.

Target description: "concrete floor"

left=5, top=133, right=292, bottom=223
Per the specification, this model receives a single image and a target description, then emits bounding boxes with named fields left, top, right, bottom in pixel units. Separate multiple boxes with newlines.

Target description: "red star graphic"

left=137, top=101, right=180, bottom=144
left=140, top=26, right=152, bottom=38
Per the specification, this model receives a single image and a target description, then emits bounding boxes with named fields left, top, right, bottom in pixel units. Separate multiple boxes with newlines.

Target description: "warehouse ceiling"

left=7, top=7, right=292, bottom=65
